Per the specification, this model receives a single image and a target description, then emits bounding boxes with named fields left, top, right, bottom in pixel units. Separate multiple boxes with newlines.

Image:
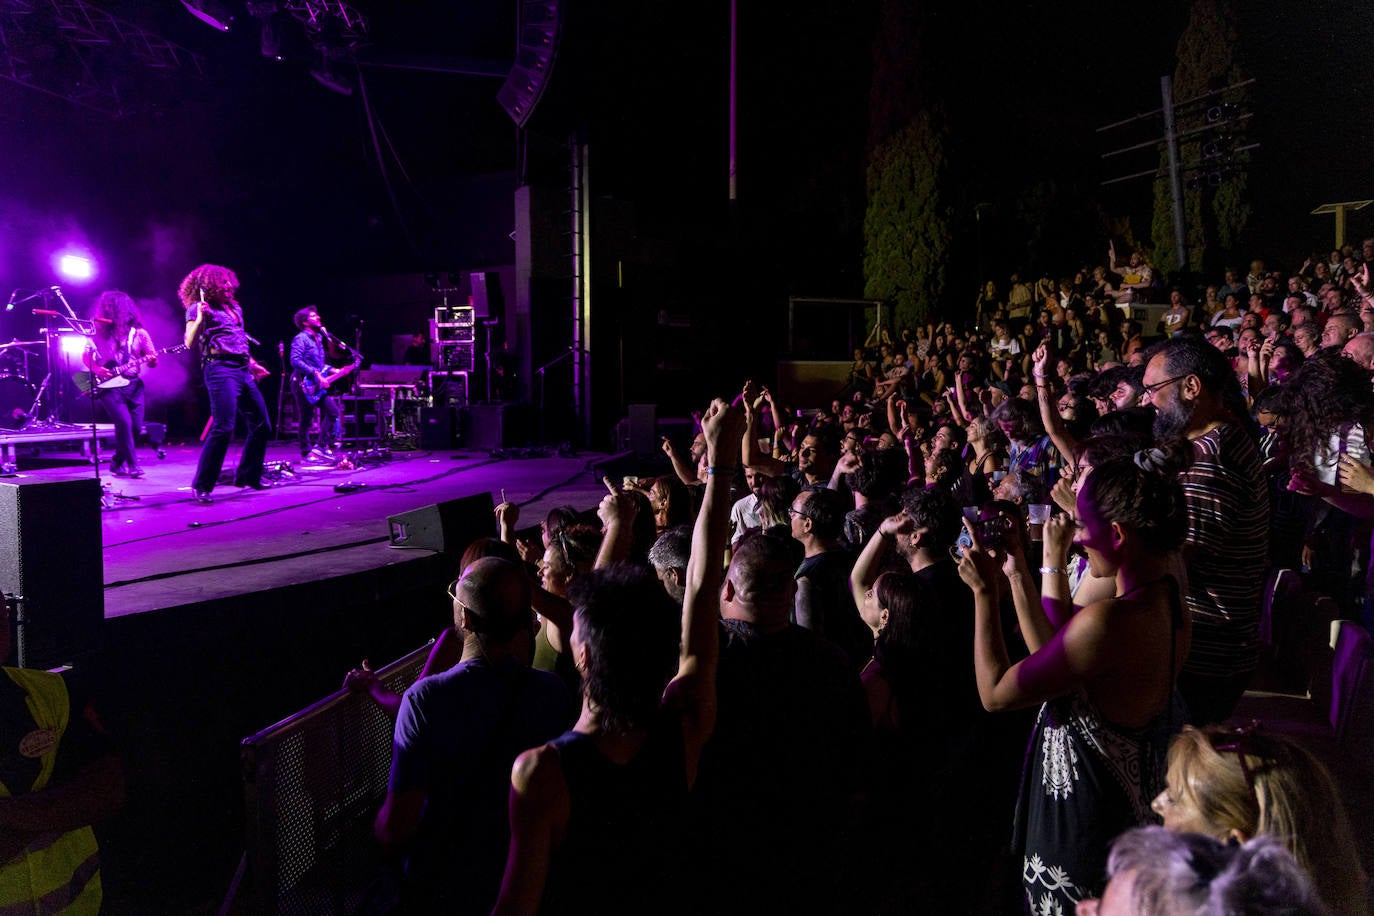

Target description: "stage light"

left=181, top=0, right=234, bottom=32
left=54, top=252, right=96, bottom=282
left=59, top=333, right=89, bottom=359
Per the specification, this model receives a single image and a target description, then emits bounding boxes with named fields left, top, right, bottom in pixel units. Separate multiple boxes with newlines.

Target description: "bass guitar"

left=74, top=344, right=188, bottom=393
left=299, top=361, right=359, bottom=405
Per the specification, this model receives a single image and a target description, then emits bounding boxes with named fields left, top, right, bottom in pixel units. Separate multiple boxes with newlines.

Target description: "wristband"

left=705, top=465, right=736, bottom=476
left=1039, top=566, right=1067, bottom=576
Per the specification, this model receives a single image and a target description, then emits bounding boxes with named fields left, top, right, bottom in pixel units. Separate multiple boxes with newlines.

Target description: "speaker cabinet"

left=0, top=477, right=104, bottom=668
left=460, top=404, right=531, bottom=451
left=419, top=406, right=455, bottom=450
left=386, top=492, right=496, bottom=555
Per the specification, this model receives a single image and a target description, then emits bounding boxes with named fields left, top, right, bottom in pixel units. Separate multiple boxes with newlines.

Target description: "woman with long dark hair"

left=179, top=264, right=273, bottom=504
left=84, top=290, right=159, bottom=478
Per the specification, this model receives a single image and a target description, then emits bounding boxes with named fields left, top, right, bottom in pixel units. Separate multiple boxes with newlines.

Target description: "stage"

left=10, top=434, right=643, bottom=912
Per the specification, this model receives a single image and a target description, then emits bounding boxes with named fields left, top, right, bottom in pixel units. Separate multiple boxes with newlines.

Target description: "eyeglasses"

left=1140, top=373, right=1189, bottom=398
left=446, top=579, right=467, bottom=608
left=787, top=506, right=813, bottom=521
left=1213, top=721, right=1266, bottom=811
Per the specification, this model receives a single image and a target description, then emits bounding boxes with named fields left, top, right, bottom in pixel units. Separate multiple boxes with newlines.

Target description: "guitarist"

left=83, top=290, right=158, bottom=478
left=289, top=306, right=351, bottom=461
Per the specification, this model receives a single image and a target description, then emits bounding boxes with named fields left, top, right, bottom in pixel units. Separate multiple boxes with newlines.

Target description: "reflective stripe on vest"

left=0, top=669, right=102, bottom=915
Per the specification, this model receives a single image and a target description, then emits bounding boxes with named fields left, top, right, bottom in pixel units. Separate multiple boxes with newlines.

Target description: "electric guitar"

left=74, top=344, right=189, bottom=393
left=299, top=361, right=359, bottom=405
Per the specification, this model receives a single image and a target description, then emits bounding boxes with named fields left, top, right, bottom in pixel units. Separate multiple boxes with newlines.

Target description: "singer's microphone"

left=4, top=291, right=15, bottom=312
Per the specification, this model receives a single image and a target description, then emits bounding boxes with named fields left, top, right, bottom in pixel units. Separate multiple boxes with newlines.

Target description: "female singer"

left=180, top=264, right=272, bottom=504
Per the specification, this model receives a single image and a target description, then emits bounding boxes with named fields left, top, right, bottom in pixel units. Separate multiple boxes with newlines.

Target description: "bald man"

left=376, top=557, right=572, bottom=914
left=1342, top=332, right=1374, bottom=372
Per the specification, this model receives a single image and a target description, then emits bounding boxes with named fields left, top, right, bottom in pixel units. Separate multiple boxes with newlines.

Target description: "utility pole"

left=1098, top=77, right=1256, bottom=274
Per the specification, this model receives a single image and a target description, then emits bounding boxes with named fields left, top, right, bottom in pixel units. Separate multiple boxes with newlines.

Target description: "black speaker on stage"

left=461, top=404, right=530, bottom=451
left=419, top=406, right=455, bottom=450
left=386, top=491, right=495, bottom=555
left=0, top=477, right=104, bottom=668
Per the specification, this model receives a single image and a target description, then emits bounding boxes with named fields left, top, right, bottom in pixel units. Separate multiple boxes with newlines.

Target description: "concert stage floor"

left=25, top=437, right=618, bottom=619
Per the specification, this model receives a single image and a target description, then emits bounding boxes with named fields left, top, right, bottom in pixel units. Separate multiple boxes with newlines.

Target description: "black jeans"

left=192, top=360, right=272, bottom=492
left=97, top=378, right=144, bottom=470
left=293, top=380, right=341, bottom=454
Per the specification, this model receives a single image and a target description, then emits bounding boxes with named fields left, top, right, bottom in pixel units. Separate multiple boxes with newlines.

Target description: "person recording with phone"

left=83, top=289, right=158, bottom=478
left=180, top=263, right=273, bottom=504
left=289, top=305, right=351, bottom=461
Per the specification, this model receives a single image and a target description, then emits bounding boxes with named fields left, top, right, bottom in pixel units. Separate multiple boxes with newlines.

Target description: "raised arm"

left=594, top=490, right=638, bottom=568
left=739, top=396, right=789, bottom=475
left=662, top=437, right=701, bottom=486
left=669, top=398, right=744, bottom=773
left=957, top=521, right=1105, bottom=712
left=184, top=300, right=206, bottom=349
left=1031, top=343, right=1078, bottom=463
left=850, top=512, right=907, bottom=609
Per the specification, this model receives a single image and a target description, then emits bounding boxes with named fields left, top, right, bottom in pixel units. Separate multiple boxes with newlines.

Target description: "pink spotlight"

left=57, top=253, right=96, bottom=282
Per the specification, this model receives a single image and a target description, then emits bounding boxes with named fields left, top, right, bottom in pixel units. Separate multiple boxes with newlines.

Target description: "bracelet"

left=705, top=466, right=736, bottom=476
left=1039, top=566, right=1067, bottom=576
left=1032, top=373, right=1049, bottom=379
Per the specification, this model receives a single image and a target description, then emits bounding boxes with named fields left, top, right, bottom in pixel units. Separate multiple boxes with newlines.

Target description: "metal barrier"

left=233, top=642, right=432, bottom=915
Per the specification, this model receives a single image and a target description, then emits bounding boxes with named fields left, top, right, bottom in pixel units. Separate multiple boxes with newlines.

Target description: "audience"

left=339, top=242, right=1374, bottom=913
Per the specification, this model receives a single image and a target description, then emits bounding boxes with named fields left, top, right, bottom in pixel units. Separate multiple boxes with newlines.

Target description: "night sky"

left=0, top=0, right=1371, bottom=391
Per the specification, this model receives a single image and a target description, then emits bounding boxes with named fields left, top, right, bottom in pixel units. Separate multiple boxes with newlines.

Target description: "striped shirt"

left=1179, top=423, right=1269, bottom=678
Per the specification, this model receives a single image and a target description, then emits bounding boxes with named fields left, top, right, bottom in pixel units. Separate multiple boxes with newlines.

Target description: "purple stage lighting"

left=54, top=252, right=96, bottom=282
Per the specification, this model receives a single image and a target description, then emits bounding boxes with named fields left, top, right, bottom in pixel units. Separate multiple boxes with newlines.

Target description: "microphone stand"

left=50, top=286, right=104, bottom=489
left=275, top=341, right=287, bottom=441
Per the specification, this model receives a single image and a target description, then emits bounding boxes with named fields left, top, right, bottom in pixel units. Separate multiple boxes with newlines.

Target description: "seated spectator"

left=1076, top=827, right=1330, bottom=916
left=991, top=395, right=1062, bottom=487
left=375, top=557, right=572, bottom=915
left=1153, top=724, right=1368, bottom=915
left=493, top=399, right=741, bottom=916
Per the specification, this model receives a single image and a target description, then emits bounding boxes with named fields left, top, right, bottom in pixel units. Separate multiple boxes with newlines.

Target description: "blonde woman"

left=1153, top=724, right=1369, bottom=915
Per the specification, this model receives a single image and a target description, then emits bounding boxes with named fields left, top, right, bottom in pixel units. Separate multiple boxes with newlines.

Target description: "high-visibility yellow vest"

left=0, top=667, right=101, bottom=915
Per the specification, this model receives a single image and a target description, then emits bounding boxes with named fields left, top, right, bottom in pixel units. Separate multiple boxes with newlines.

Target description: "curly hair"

left=1079, top=456, right=1187, bottom=555
left=1275, top=350, right=1374, bottom=477
left=90, top=289, right=142, bottom=342
left=177, top=264, right=239, bottom=308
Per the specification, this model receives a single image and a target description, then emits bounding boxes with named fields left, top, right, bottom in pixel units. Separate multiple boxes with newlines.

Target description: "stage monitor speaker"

left=419, top=406, right=455, bottom=450
left=386, top=491, right=495, bottom=556
left=0, top=477, right=104, bottom=668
